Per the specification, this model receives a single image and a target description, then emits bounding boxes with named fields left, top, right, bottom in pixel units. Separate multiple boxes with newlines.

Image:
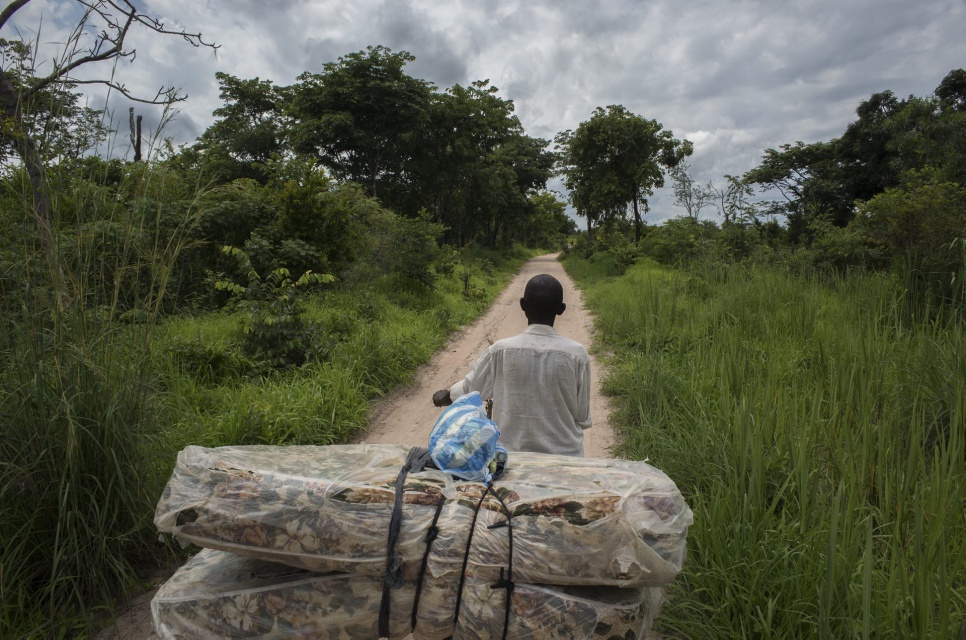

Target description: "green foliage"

left=348, top=208, right=445, bottom=287
left=639, top=216, right=719, bottom=265
left=523, top=191, right=576, bottom=250
left=0, top=159, right=204, bottom=637
left=745, top=69, right=966, bottom=236
left=154, top=245, right=533, bottom=454
left=849, top=170, right=966, bottom=313
left=216, top=246, right=334, bottom=370
left=180, top=48, right=554, bottom=251
left=556, top=105, right=692, bottom=241
left=0, top=39, right=109, bottom=166
left=189, top=72, right=288, bottom=184
left=291, top=46, right=432, bottom=197
left=565, top=256, right=966, bottom=638
left=413, top=80, right=553, bottom=247
left=802, top=216, right=879, bottom=274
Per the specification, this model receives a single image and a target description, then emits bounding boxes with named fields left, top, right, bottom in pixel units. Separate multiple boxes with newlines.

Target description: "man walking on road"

left=432, top=273, right=592, bottom=456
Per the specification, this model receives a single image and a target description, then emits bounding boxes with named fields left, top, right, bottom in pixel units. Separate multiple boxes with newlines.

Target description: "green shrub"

left=851, top=168, right=966, bottom=305
left=347, top=208, right=445, bottom=286
left=216, top=246, right=334, bottom=370
left=639, top=216, right=719, bottom=265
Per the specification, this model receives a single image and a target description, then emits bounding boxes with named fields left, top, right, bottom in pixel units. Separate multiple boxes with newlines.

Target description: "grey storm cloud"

left=6, top=0, right=966, bottom=220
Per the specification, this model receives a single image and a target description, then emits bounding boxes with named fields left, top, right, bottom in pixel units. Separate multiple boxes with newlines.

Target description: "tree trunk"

left=586, top=214, right=593, bottom=242
left=632, top=194, right=642, bottom=245
left=129, top=108, right=143, bottom=162
left=0, top=69, right=64, bottom=300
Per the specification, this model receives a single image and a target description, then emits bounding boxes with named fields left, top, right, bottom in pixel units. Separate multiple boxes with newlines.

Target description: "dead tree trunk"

left=129, top=107, right=143, bottom=161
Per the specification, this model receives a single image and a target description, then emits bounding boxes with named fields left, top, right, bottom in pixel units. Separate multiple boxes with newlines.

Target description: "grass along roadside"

left=2, top=226, right=536, bottom=636
left=563, top=253, right=965, bottom=638
left=152, top=252, right=534, bottom=453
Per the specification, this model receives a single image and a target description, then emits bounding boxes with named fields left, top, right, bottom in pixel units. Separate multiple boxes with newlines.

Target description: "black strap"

left=411, top=496, right=446, bottom=629
left=447, top=483, right=492, bottom=639
left=379, top=447, right=432, bottom=639
left=487, top=489, right=515, bottom=640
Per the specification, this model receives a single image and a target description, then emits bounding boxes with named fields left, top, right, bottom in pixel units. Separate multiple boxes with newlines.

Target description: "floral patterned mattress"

left=154, top=444, right=692, bottom=588
left=152, top=548, right=663, bottom=639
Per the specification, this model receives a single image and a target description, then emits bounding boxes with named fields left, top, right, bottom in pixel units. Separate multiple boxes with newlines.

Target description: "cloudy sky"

left=7, top=0, right=966, bottom=221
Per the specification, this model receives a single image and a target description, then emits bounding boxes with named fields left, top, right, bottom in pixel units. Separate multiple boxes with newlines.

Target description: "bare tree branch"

left=17, top=0, right=217, bottom=99
left=65, top=78, right=184, bottom=103
left=0, top=0, right=30, bottom=32
left=0, top=0, right=218, bottom=304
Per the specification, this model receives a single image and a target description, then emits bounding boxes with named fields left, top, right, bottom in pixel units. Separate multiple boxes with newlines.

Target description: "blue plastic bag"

left=429, top=392, right=506, bottom=482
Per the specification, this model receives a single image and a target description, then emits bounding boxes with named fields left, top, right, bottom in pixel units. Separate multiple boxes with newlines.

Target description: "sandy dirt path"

left=362, top=252, right=616, bottom=458
left=98, top=253, right=617, bottom=639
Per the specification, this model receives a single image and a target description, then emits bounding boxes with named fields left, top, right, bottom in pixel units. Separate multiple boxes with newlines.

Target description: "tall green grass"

left=564, top=255, right=965, bottom=638
left=0, top=161, right=205, bottom=636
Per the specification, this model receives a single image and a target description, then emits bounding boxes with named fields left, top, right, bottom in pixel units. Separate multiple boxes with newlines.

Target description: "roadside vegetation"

left=565, top=252, right=964, bottom=637
left=559, top=67, right=965, bottom=638
left=0, top=6, right=565, bottom=634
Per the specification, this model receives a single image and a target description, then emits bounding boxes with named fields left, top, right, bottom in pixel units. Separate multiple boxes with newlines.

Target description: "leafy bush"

left=851, top=169, right=966, bottom=302
left=272, top=158, right=370, bottom=274
left=639, top=216, right=719, bottom=265
left=216, top=246, right=334, bottom=369
left=348, top=207, right=445, bottom=286
left=801, top=216, right=879, bottom=274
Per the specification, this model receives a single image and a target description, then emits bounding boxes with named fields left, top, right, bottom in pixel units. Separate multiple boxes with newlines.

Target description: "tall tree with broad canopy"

left=556, top=105, right=691, bottom=243
left=0, top=0, right=216, bottom=297
left=408, top=79, right=551, bottom=246
left=190, top=72, right=290, bottom=184
left=290, top=45, right=433, bottom=199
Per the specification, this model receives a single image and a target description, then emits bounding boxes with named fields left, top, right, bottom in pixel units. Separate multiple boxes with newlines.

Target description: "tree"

left=0, top=0, right=216, bottom=295
left=557, top=105, right=691, bottom=244
left=850, top=168, right=966, bottom=301
left=743, top=140, right=845, bottom=240
left=524, top=190, right=576, bottom=249
left=290, top=46, right=432, bottom=198
left=408, top=79, right=545, bottom=247
left=670, top=159, right=713, bottom=220
left=0, top=39, right=108, bottom=167
left=936, top=68, right=966, bottom=112
left=713, top=174, right=755, bottom=224
left=746, top=73, right=966, bottom=242
left=192, top=72, right=290, bottom=184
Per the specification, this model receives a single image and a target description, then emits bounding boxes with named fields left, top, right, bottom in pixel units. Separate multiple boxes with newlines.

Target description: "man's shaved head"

left=523, top=274, right=564, bottom=316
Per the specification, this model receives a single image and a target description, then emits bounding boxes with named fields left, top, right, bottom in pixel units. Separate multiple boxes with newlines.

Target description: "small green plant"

left=216, top=246, right=334, bottom=369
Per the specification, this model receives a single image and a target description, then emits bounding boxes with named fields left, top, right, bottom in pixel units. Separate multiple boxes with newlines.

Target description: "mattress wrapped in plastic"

left=413, top=567, right=663, bottom=640
left=151, top=549, right=413, bottom=639
left=154, top=444, right=691, bottom=587
left=152, top=549, right=662, bottom=640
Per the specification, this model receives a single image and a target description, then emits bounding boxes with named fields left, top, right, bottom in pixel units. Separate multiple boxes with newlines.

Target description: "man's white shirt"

left=449, top=324, right=591, bottom=456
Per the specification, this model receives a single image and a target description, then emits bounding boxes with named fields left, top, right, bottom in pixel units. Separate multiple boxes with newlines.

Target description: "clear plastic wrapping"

left=154, top=444, right=692, bottom=587
left=152, top=549, right=413, bottom=639
left=153, top=549, right=662, bottom=639
left=413, top=566, right=663, bottom=640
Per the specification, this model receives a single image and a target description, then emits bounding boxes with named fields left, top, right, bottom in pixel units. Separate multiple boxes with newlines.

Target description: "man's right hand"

left=432, top=389, right=452, bottom=407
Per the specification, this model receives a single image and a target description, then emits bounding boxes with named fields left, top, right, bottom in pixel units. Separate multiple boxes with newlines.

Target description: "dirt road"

left=99, top=253, right=616, bottom=639
left=363, top=252, right=616, bottom=458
